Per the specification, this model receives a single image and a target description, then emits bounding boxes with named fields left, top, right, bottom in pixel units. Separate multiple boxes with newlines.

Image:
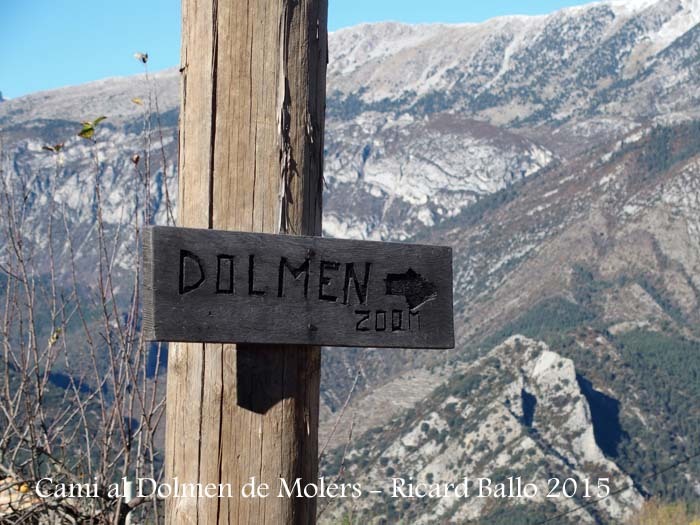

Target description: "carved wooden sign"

left=142, top=226, right=454, bottom=349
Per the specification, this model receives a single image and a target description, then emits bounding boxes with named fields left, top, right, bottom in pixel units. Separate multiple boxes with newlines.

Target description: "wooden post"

left=165, top=0, right=327, bottom=523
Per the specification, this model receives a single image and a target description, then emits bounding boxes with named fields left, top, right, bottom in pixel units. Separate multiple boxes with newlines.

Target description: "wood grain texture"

left=165, top=1, right=328, bottom=523
left=143, top=226, right=454, bottom=348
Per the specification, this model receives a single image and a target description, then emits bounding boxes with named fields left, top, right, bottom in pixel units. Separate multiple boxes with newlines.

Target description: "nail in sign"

left=142, top=226, right=454, bottom=349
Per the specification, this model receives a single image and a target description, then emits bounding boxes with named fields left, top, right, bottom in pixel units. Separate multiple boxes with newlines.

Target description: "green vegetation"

left=571, top=263, right=612, bottom=312
left=561, top=328, right=700, bottom=502
left=326, top=88, right=415, bottom=120
left=639, top=122, right=700, bottom=177
left=604, top=120, right=700, bottom=179
left=481, top=296, right=596, bottom=350
left=635, top=274, right=686, bottom=324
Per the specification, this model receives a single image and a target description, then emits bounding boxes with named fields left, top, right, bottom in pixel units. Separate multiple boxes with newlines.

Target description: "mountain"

left=3, top=0, right=699, bottom=246
left=327, top=0, right=700, bottom=130
left=323, top=0, right=700, bottom=239
left=319, top=117, right=700, bottom=522
left=320, top=337, right=644, bottom=524
left=1, top=0, right=700, bottom=522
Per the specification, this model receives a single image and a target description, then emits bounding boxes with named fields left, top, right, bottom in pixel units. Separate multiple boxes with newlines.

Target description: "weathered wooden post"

left=162, top=0, right=328, bottom=522
left=144, top=1, right=454, bottom=523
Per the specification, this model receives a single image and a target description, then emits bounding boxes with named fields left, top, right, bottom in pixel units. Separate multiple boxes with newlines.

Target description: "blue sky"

left=1, top=0, right=589, bottom=99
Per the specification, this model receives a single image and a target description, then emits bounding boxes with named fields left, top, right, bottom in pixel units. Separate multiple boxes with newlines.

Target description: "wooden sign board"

left=142, top=226, right=454, bottom=349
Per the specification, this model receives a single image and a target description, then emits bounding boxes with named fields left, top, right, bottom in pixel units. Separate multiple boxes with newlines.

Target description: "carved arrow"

left=384, top=268, right=438, bottom=310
